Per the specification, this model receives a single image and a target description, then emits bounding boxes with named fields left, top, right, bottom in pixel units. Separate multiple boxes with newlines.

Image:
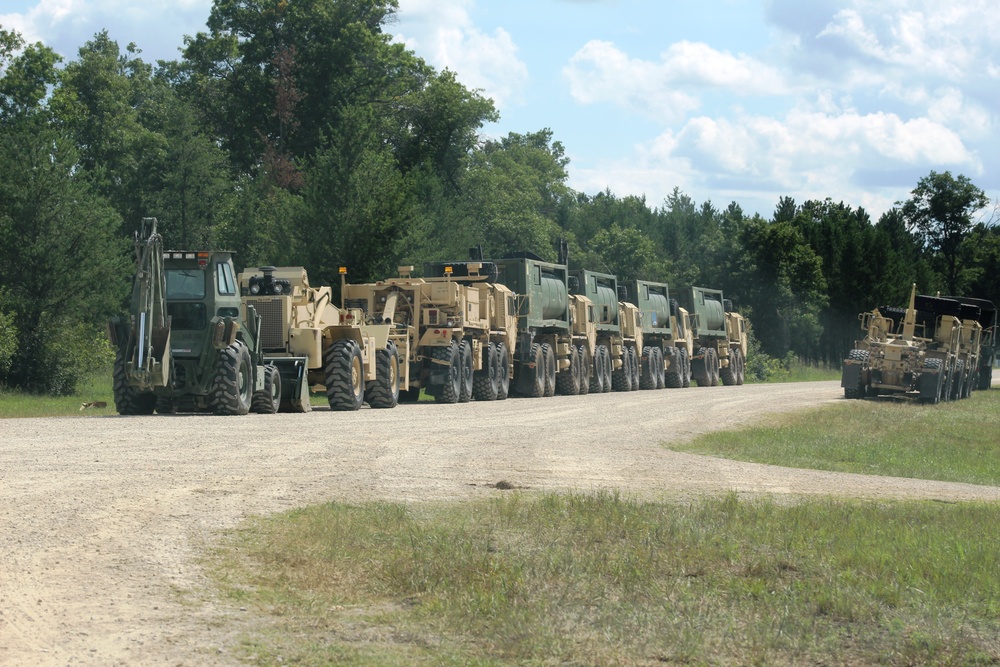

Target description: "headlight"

left=249, top=282, right=261, bottom=295
left=273, top=282, right=284, bottom=295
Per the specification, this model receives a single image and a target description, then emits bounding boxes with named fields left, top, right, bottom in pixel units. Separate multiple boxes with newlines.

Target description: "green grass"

left=0, top=373, right=116, bottom=418
left=784, top=363, right=842, bottom=382
left=676, top=390, right=1000, bottom=487
left=210, top=492, right=1000, bottom=666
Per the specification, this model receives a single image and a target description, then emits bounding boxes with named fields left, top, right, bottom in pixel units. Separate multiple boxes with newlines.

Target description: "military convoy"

left=109, top=220, right=755, bottom=415
left=320, top=246, right=747, bottom=407
left=841, top=285, right=993, bottom=402
left=111, top=217, right=998, bottom=415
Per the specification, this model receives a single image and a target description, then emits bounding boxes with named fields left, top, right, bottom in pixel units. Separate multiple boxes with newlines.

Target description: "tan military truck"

left=341, top=262, right=517, bottom=403
left=622, top=280, right=694, bottom=389
left=239, top=266, right=398, bottom=411
left=568, top=269, right=641, bottom=393
left=676, top=287, right=747, bottom=386
left=952, top=307, right=983, bottom=399
left=562, top=292, right=596, bottom=395
left=842, top=285, right=962, bottom=403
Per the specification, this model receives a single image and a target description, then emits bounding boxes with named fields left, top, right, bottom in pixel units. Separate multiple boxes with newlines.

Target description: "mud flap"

left=840, top=362, right=863, bottom=389
left=918, top=370, right=942, bottom=400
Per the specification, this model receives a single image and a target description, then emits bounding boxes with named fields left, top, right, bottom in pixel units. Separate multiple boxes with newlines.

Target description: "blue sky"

left=3, top=0, right=998, bottom=219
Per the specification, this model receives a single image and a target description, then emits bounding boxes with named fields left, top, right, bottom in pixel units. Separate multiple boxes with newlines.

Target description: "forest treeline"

left=1, top=0, right=997, bottom=394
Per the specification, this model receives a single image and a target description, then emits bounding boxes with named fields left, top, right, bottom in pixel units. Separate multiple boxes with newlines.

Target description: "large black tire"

left=639, top=346, right=656, bottom=390
left=652, top=347, right=664, bottom=389
left=843, top=348, right=869, bottom=399
left=611, top=346, right=632, bottom=392
left=735, top=348, right=746, bottom=385
left=694, top=347, right=719, bottom=387
left=209, top=340, right=253, bottom=415
left=577, top=345, right=591, bottom=396
left=433, top=341, right=461, bottom=404
left=720, top=352, right=737, bottom=386
left=457, top=340, right=474, bottom=403
left=541, top=342, right=557, bottom=397
left=681, top=347, right=691, bottom=388
left=589, top=344, right=606, bottom=394
left=473, top=342, right=500, bottom=401
left=496, top=341, right=511, bottom=400
left=367, top=343, right=399, bottom=409
left=251, top=364, right=281, bottom=414
left=325, top=339, right=365, bottom=411
left=664, top=348, right=683, bottom=388
left=556, top=344, right=581, bottom=395
left=113, top=349, right=156, bottom=415
left=629, top=346, right=641, bottom=391
left=977, top=360, right=993, bottom=390
left=600, top=345, right=613, bottom=393
left=521, top=343, right=544, bottom=398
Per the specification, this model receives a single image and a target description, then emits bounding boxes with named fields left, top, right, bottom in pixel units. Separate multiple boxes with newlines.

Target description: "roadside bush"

left=744, top=322, right=790, bottom=383
left=3, top=321, right=114, bottom=395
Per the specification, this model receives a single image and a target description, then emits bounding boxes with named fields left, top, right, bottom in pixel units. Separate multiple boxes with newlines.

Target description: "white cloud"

left=569, top=104, right=982, bottom=217
left=393, top=0, right=528, bottom=109
left=564, top=0, right=999, bottom=215
left=1, top=0, right=211, bottom=61
left=564, top=39, right=788, bottom=123
left=810, top=1, right=1000, bottom=83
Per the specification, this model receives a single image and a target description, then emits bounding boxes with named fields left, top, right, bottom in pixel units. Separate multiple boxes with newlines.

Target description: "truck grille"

left=251, top=298, right=286, bottom=350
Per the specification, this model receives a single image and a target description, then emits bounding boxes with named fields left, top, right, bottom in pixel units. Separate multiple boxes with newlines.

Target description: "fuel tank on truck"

left=678, top=286, right=727, bottom=339
left=570, top=269, right=620, bottom=331
left=489, top=252, right=570, bottom=332
left=625, top=280, right=674, bottom=334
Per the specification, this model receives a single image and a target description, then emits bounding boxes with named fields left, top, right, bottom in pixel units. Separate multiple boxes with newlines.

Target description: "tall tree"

left=736, top=218, right=827, bottom=359
left=0, top=28, right=62, bottom=119
left=462, top=129, right=571, bottom=259
left=49, top=32, right=160, bottom=234
left=900, top=171, right=989, bottom=294
left=0, top=116, right=127, bottom=392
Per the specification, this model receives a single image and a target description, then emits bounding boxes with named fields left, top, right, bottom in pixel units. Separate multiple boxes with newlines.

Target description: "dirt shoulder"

left=2, top=380, right=998, bottom=666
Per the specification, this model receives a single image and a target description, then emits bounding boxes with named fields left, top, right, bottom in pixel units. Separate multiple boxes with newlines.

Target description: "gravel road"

left=2, top=379, right=999, bottom=666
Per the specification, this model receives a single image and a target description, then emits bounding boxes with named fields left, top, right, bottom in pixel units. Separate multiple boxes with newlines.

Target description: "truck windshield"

left=166, top=269, right=206, bottom=299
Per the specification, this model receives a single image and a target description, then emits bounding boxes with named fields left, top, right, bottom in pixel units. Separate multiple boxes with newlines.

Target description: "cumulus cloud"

left=393, top=0, right=528, bottom=109
left=564, top=39, right=788, bottom=122
left=564, top=0, right=998, bottom=215
left=1, top=0, right=211, bottom=61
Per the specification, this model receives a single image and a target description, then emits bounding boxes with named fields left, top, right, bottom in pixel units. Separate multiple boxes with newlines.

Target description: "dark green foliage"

left=0, top=116, right=127, bottom=393
left=900, top=170, right=990, bottom=295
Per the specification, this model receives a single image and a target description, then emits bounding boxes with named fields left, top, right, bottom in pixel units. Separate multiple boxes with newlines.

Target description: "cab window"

left=166, top=269, right=205, bottom=299
left=217, top=262, right=236, bottom=296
